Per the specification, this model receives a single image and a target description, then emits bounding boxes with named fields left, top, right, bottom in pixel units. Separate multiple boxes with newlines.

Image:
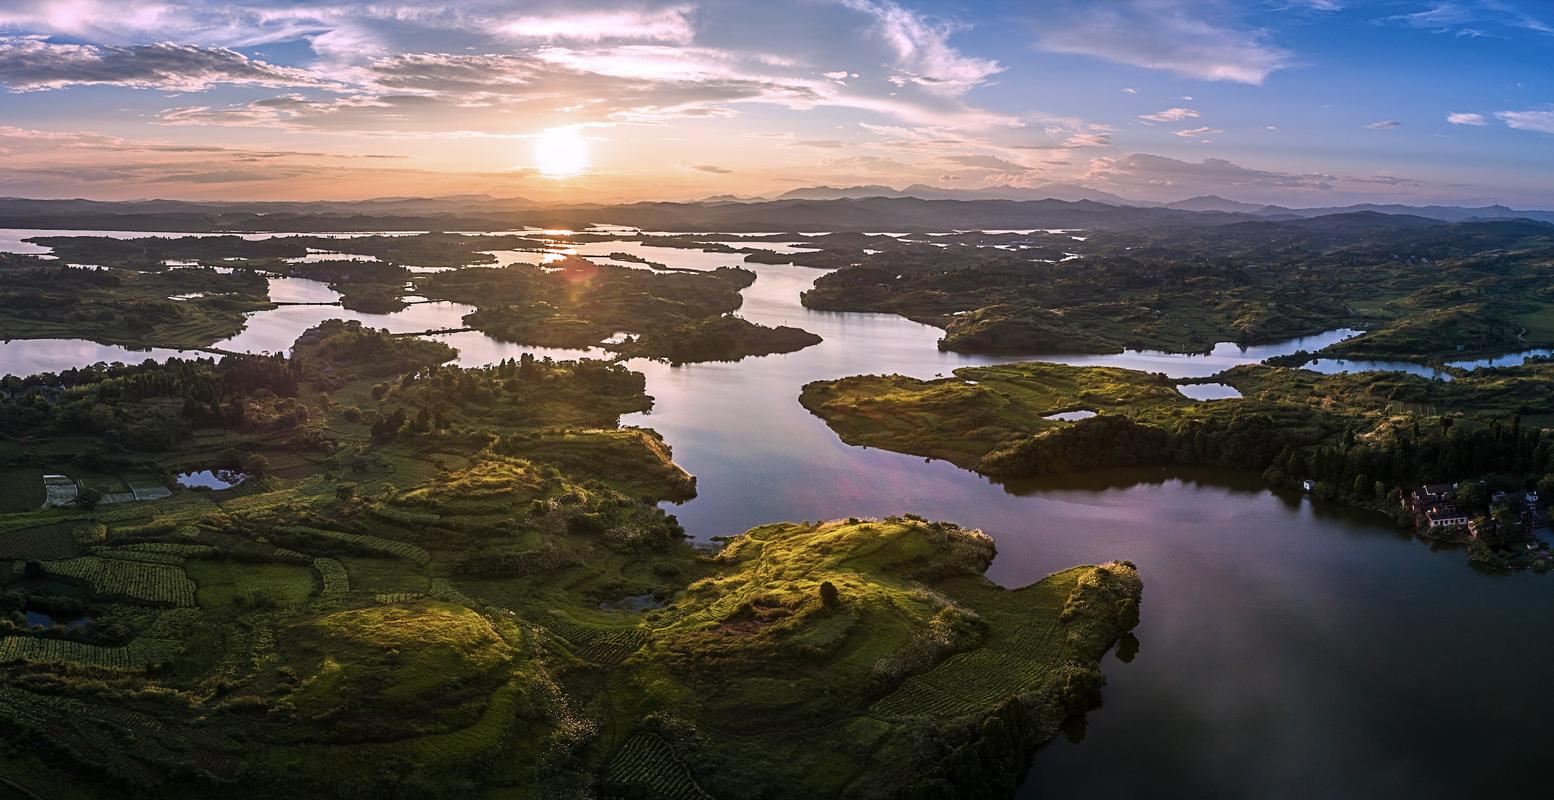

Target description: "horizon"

left=0, top=1, right=1551, bottom=207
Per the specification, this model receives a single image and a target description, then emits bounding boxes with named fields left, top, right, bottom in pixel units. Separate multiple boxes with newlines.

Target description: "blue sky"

left=0, top=0, right=1549, bottom=205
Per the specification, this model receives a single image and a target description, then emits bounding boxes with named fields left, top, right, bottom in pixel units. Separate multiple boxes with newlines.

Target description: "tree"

left=75, top=487, right=102, bottom=510
left=240, top=453, right=271, bottom=476
left=819, top=580, right=840, bottom=607
left=1454, top=481, right=1489, bottom=514
left=1538, top=474, right=1554, bottom=506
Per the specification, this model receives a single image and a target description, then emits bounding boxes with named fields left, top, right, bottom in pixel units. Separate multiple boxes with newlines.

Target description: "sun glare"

left=534, top=127, right=589, bottom=178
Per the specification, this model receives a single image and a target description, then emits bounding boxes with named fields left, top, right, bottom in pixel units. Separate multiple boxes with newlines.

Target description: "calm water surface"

left=613, top=260, right=1554, bottom=800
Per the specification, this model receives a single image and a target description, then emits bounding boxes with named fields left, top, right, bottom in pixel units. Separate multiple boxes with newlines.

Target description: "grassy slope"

left=801, top=360, right=1554, bottom=476
left=799, top=363, right=1191, bottom=468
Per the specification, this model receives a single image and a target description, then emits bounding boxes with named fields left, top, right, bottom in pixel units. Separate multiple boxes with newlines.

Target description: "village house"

left=1404, top=483, right=1456, bottom=515
left=1423, top=505, right=1470, bottom=530
left=1403, top=483, right=1472, bottom=534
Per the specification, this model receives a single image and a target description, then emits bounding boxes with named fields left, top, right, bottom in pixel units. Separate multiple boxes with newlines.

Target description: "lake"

left=2, top=230, right=1551, bottom=797
left=611, top=259, right=1554, bottom=799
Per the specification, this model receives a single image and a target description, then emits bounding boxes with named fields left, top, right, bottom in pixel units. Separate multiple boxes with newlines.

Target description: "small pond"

left=175, top=469, right=247, bottom=490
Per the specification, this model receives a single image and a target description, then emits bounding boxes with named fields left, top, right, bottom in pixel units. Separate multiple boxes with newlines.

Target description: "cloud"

left=840, top=0, right=1002, bottom=95
left=1447, top=112, right=1488, bottom=126
left=690, top=164, right=731, bottom=173
left=1139, top=107, right=1200, bottom=123
left=0, top=36, right=327, bottom=92
left=1365, top=120, right=1402, bottom=129
left=1084, top=153, right=1432, bottom=202
left=1384, top=1, right=1554, bottom=38
left=1121, top=87, right=1138, bottom=94
left=1497, top=110, right=1554, bottom=133
left=943, top=154, right=1027, bottom=172
left=1175, top=126, right=1221, bottom=137
left=1034, top=0, right=1292, bottom=84
left=1062, top=132, right=1112, bottom=148
left=501, top=6, right=696, bottom=43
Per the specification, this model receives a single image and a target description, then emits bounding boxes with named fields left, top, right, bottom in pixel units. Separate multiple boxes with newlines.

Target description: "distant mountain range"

left=0, top=191, right=1551, bottom=233
left=773, top=182, right=1141, bottom=206
left=756, top=186, right=1554, bottom=225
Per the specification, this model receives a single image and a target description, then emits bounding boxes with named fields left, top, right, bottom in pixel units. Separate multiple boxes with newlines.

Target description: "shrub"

left=819, top=580, right=840, bottom=607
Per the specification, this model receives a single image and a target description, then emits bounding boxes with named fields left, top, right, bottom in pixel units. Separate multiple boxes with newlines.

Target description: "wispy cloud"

left=1034, top=0, right=1293, bottom=84
left=0, top=37, right=328, bottom=92
left=1139, top=107, right=1200, bottom=123
left=1383, top=1, right=1554, bottom=38
left=501, top=6, right=696, bottom=43
left=1175, top=126, right=1222, bottom=138
left=1365, top=119, right=1402, bottom=129
left=1085, top=153, right=1427, bottom=201
left=1497, top=110, right=1554, bottom=134
left=1447, top=112, right=1488, bottom=125
left=840, top=0, right=1001, bottom=95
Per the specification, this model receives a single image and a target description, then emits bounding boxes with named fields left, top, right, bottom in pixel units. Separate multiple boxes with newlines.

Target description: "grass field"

left=186, top=560, right=318, bottom=608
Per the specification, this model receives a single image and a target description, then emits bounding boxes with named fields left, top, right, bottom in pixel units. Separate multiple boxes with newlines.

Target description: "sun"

left=534, top=127, right=589, bottom=178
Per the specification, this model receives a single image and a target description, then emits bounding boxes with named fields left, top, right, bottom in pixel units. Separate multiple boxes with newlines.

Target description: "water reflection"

left=1177, top=382, right=1243, bottom=400
left=1032, top=329, right=1363, bottom=379
left=0, top=340, right=200, bottom=377
left=1449, top=348, right=1554, bottom=370
left=610, top=263, right=1554, bottom=798
left=1304, top=358, right=1455, bottom=381
left=425, top=331, right=606, bottom=367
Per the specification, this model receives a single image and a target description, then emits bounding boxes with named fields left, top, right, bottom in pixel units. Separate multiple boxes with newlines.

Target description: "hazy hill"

left=776, top=182, right=1143, bottom=206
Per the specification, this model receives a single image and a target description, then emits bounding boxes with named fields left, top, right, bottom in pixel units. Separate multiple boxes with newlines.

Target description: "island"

left=798, top=216, right=1554, bottom=364
left=801, top=360, right=1554, bottom=569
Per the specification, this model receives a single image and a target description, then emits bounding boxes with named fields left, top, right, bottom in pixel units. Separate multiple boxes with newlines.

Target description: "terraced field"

left=872, top=571, right=1075, bottom=719
left=41, top=556, right=196, bottom=607
left=544, top=611, right=649, bottom=664
left=0, top=609, right=198, bottom=669
left=605, top=732, right=714, bottom=800
left=313, top=558, right=349, bottom=603
left=0, top=522, right=86, bottom=560
left=271, top=525, right=431, bottom=565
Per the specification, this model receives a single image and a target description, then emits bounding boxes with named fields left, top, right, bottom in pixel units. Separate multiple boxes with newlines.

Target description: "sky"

left=0, top=0, right=1551, bottom=207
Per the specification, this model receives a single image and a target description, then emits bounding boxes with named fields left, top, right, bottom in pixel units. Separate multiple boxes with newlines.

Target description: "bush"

left=819, top=580, right=840, bottom=607
left=75, top=487, right=102, bottom=510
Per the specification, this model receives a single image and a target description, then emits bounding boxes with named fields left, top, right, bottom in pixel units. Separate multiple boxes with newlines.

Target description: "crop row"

left=366, top=505, right=441, bottom=529
left=43, top=556, right=196, bottom=606
left=0, top=523, right=83, bottom=560
left=544, top=612, right=648, bottom=665
left=0, top=625, right=190, bottom=670
left=422, top=578, right=474, bottom=609
left=373, top=592, right=424, bottom=605
left=117, top=542, right=216, bottom=556
left=870, top=648, right=1055, bottom=718
left=0, top=685, right=238, bottom=786
left=274, top=525, right=431, bottom=565
left=93, top=547, right=187, bottom=566
left=313, top=558, right=349, bottom=602
left=604, top=732, right=713, bottom=800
